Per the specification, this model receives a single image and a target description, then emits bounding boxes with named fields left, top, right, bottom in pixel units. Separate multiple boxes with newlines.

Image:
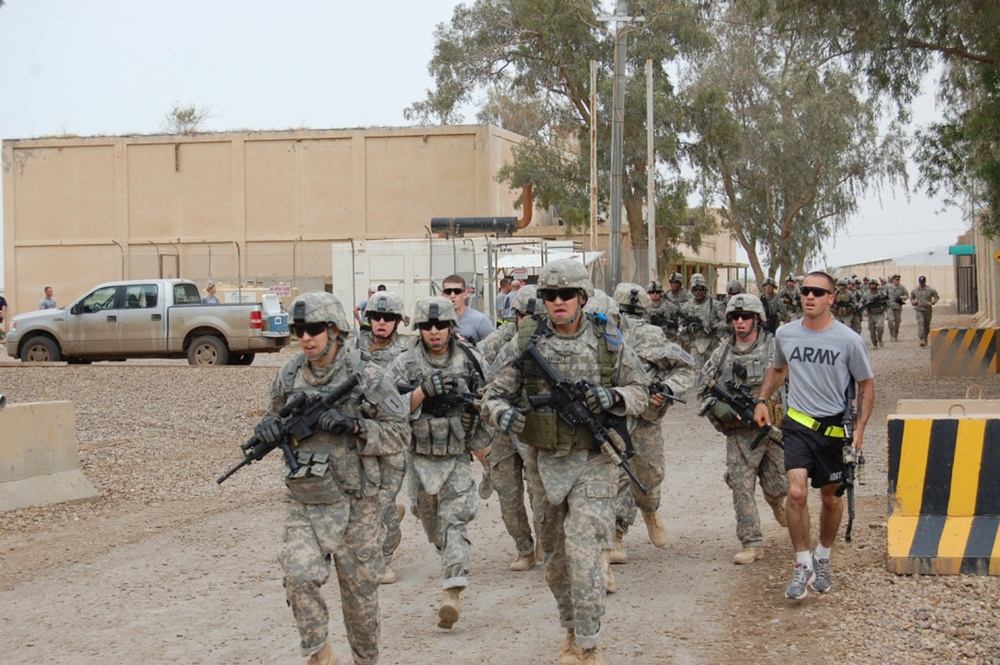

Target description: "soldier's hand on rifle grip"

left=583, top=382, right=616, bottom=414
left=710, top=401, right=739, bottom=424
left=498, top=408, right=526, bottom=435
left=254, top=416, right=283, bottom=445
left=318, top=407, right=357, bottom=434
left=420, top=371, right=453, bottom=398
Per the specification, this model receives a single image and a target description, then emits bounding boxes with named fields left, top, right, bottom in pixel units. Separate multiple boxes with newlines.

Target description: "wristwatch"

left=753, top=398, right=766, bottom=406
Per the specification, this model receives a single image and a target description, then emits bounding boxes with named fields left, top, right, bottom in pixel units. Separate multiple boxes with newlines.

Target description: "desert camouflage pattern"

left=777, top=284, right=801, bottom=321
left=677, top=294, right=726, bottom=365
left=476, top=321, right=518, bottom=366
left=859, top=288, right=887, bottom=347
left=886, top=282, right=909, bottom=340
left=832, top=288, right=857, bottom=329
left=480, top=316, right=649, bottom=648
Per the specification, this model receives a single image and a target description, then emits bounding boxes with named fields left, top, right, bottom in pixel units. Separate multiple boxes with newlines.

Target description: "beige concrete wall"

left=0, top=401, right=99, bottom=512
left=3, top=126, right=544, bottom=315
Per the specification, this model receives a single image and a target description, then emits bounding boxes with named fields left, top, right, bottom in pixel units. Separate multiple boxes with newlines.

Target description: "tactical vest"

left=833, top=291, right=855, bottom=317
left=406, top=341, right=481, bottom=458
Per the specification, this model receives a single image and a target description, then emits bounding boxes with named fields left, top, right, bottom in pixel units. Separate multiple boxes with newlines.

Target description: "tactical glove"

left=583, top=382, right=616, bottom=414
left=498, top=408, right=526, bottom=435
left=420, top=371, right=454, bottom=398
left=709, top=401, right=739, bottom=424
left=461, top=410, right=480, bottom=434
left=254, top=415, right=283, bottom=445
left=318, top=407, right=358, bottom=434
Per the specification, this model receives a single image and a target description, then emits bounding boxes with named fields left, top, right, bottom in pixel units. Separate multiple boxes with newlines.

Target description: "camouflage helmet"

left=411, top=296, right=458, bottom=329
left=290, top=291, right=350, bottom=332
left=537, top=258, right=594, bottom=297
left=762, top=277, right=776, bottom=288
left=366, top=291, right=406, bottom=318
left=646, top=280, right=664, bottom=293
left=613, top=282, right=652, bottom=314
left=783, top=275, right=795, bottom=284
left=510, top=285, right=540, bottom=315
left=689, top=273, right=708, bottom=290
left=836, top=278, right=848, bottom=287
left=668, top=271, right=684, bottom=284
left=726, top=279, right=743, bottom=295
left=583, top=289, right=618, bottom=321
left=853, top=277, right=862, bottom=285
left=726, top=293, right=766, bottom=323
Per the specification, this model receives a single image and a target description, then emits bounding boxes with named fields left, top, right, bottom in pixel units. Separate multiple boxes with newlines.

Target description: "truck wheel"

left=230, top=353, right=256, bottom=366
left=20, top=336, right=62, bottom=363
left=187, top=335, right=229, bottom=366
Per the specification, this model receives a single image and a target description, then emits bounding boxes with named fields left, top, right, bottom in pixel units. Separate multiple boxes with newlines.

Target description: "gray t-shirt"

left=456, top=307, right=495, bottom=346
left=773, top=319, right=873, bottom=418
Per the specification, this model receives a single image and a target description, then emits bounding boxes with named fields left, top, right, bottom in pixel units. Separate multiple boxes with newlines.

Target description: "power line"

left=844, top=228, right=966, bottom=238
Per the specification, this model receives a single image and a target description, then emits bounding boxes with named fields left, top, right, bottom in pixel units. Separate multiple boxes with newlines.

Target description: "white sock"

left=795, top=551, right=812, bottom=567
left=815, top=545, right=831, bottom=560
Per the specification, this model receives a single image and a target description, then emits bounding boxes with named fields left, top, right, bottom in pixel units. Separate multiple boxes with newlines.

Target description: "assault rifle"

left=217, top=373, right=360, bottom=484
left=835, top=381, right=859, bottom=542
left=698, top=376, right=783, bottom=451
left=650, top=381, right=687, bottom=404
left=518, top=342, right=649, bottom=495
left=678, top=311, right=714, bottom=337
left=862, top=292, right=889, bottom=311
left=395, top=383, right=479, bottom=418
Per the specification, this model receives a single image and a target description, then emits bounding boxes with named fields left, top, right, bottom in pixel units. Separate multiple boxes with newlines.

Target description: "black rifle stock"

left=217, top=373, right=361, bottom=484
left=835, top=381, right=858, bottom=542
left=395, top=383, right=479, bottom=417
left=700, top=378, right=783, bottom=451
left=519, top=343, right=649, bottom=495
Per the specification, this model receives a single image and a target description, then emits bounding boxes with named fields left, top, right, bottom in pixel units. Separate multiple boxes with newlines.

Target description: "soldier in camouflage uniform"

left=481, top=259, right=649, bottom=665
left=478, top=286, right=543, bottom=571
left=256, top=291, right=410, bottom=665
left=859, top=280, right=889, bottom=349
left=758, top=278, right=782, bottom=334
left=388, top=296, right=488, bottom=630
left=352, top=291, right=411, bottom=586
left=645, top=280, right=679, bottom=340
left=607, top=284, right=697, bottom=569
left=849, top=278, right=864, bottom=334
left=832, top=279, right=858, bottom=330
left=909, top=276, right=940, bottom=347
left=665, top=271, right=690, bottom=307
left=695, top=294, right=787, bottom=566
left=886, top=274, right=909, bottom=342
left=777, top=276, right=801, bottom=321
left=677, top=273, right=727, bottom=367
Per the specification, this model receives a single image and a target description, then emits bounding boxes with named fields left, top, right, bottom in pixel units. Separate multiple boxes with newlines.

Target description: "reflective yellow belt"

left=786, top=407, right=847, bottom=438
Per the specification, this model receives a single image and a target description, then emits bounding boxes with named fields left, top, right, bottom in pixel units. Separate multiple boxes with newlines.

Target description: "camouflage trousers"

left=613, top=420, right=665, bottom=533
left=851, top=313, right=863, bottom=334
left=279, top=494, right=381, bottom=664
left=410, top=455, right=477, bottom=587
left=527, top=451, right=614, bottom=650
left=725, top=430, right=786, bottom=548
left=867, top=311, right=885, bottom=347
left=487, top=432, right=538, bottom=555
left=915, top=308, right=933, bottom=341
left=888, top=308, right=903, bottom=339
left=834, top=314, right=854, bottom=329
left=378, top=452, right=406, bottom=562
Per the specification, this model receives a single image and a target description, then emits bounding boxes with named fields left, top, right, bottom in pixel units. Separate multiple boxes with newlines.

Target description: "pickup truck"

left=6, top=279, right=290, bottom=365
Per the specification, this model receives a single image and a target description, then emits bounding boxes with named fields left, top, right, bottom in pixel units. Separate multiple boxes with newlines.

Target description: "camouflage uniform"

left=910, top=281, right=940, bottom=346
left=677, top=275, right=727, bottom=367
left=480, top=261, right=649, bottom=653
left=832, top=283, right=857, bottom=330
left=859, top=285, right=888, bottom=348
left=886, top=278, right=909, bottom=341
left=664, top=272, right=691, bottom=308
left=388, top=298, right=487, bottom=602
left=695, top=296, right=786, bottom=560
left=849, top=281, right=864, bottom=334
left=353, top=291, right=412, bottom=578
left=777, top=281, right=801, bottom=321
left=267, top=293, right=409, bottom=664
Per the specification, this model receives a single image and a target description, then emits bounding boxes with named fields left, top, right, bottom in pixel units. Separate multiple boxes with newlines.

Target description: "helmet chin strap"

left=734, top=319, right=757, bottom=339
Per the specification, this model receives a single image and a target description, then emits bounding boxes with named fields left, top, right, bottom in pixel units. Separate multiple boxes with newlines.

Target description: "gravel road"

left=1, top=307, right=998, bottom=664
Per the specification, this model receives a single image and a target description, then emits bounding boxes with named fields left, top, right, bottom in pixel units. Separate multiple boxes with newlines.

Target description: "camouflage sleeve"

left=481, top=360, right=523, bottom=428
left=694, top=341, right=724, bottom=414
left=356, top=363, right=411, bottom=456
left=265, top=355, right=299, bottom=417
left=609, top=342, right=650, bottom=417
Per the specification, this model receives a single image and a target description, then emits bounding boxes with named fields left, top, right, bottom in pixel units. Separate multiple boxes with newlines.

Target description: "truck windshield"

left=174, top=284, right=202, bottom=305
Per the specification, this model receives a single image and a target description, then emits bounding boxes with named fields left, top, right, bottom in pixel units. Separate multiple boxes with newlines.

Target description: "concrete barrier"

left=887, top=400, right=1000, bottom=575
left=929, top=328, right=999, bottom=376
left=0, top=401, right=99, bottom=512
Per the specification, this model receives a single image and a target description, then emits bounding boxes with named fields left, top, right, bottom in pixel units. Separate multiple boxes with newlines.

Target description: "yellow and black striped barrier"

left=929, top=328, right=999, bottom=376
left=887, top=415, right=1000, bottom=575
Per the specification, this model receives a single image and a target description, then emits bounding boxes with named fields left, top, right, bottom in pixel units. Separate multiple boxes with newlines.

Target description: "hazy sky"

left=0, top=0, right=968, bottom=288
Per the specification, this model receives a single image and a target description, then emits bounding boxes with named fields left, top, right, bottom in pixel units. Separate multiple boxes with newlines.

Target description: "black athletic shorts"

left=782, top=418, right=847, bottom=488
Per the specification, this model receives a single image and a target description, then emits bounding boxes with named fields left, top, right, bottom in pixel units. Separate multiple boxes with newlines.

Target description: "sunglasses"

left=728, top=312, right=755, bottom=321
left=292, top=322, right=327, bottom=338
left=367, top=312, right=398, bottom=323
left=441, top=288, right=465, bottom=296
left=542, top=288, right=579, bottom=302
left=799, top=286, right=831, bottom=297
left=418, top=321, right=449, bottom=332
left=647, top=290, right=663, bottom=295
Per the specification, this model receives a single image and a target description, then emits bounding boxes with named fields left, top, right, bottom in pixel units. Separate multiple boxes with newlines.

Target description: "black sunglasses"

left=441, top=288, right=464, bottom=296
left=799, top=286, right=831, bottom=297
left=418, top=321, right=449, bottom=332
left=542, top=288, right=579, bottom=302
left=647, top=290, right=663, bottom=295
left=367, top=312, right=398, bottom=323
left=292, top=322, right=327, bottom=338
left=728, top=312, right=755, bottom=321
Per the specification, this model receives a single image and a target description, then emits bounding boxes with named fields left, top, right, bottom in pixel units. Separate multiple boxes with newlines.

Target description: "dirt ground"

left=1, top=306, right=999, bottom=664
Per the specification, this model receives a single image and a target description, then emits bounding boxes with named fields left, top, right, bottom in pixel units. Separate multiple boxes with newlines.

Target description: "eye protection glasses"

left=291, top=322, right=328, bottom=338
left=541, top=288, right=579, bottom=302
left=367, top=312, right=398, bottom=323
left=441, top=288, right=465, bottom=296
left=799, top=286, right=831, bottom=297
left=418, top=321, right=449, bottom=332
left=728, top=312, right=756, bottom=321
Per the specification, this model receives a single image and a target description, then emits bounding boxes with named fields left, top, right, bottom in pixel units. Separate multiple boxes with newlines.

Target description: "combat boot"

left=396, top=503, right=406, bottom=521
left=601, top=550, right=616, bottom=594
left=734, top=546, right=763, bottom=565
left=608, top=530, right=627, bottom=564
left=770, top=501, right=788, bottom=527
left=307, top=643, right=339, bottom=665
left=437, top=587, right=462, bottom=629
left=380, top=563, right=397, bottom=585
left=580, top=645, right=606, bottom=665
left=509, top=549, right=537, bottom=571
left=641, top=510, right=667, bottom=548
left=558, top=628, right=584, bottom=664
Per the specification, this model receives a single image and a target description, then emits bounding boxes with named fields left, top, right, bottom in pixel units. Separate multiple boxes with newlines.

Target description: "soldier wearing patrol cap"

left=696, top=294, right=787, bottom=566
left=388, top=296, right=488, bottom=630
left=909, top=276, right=939, bottom=347
left=481, top=259, right=649, bottom=664
left=255, top=291, right=410, bottom=665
